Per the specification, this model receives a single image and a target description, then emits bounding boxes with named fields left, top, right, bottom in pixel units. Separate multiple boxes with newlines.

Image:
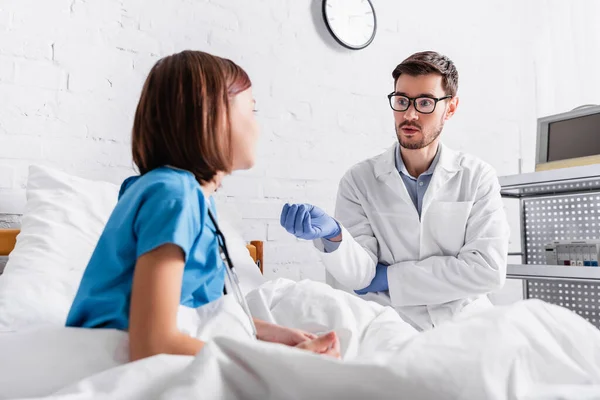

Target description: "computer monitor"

left=536, top=105, right=600, bottom=171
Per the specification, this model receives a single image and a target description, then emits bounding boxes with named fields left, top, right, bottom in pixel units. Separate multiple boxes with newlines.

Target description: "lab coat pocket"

left=425, top=201, right=473, bottom=255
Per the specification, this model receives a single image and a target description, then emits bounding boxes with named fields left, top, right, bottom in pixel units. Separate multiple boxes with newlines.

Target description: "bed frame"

left=0, top=229, right=264, bottom=274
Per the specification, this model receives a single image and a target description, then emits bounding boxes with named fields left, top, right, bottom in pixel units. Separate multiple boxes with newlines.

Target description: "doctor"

left=280, top=51, right=510, bottom=331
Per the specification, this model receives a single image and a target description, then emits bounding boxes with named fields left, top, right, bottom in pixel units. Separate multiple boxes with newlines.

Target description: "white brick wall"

left=1, top=0, right=600, bottom=284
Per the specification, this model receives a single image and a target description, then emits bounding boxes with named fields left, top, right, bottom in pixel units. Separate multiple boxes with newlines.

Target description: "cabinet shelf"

left=507, top=264, right=600, bottom=280
left=499, top=164, right=600, bottom=198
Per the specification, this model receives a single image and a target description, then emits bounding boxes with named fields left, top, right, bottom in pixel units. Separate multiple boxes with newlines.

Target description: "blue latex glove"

left=280, top=203, right=341, bottom=240
left=355, top=263, right=389, bottom=295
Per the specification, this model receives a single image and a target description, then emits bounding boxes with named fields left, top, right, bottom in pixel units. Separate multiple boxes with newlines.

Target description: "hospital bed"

left=2, top=165, right=600, bottom=399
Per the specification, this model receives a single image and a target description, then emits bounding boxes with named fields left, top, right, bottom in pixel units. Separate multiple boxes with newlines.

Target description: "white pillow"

left=0, top=165, right=264, bottom=332
left=0, top=165, right=120, bottom=332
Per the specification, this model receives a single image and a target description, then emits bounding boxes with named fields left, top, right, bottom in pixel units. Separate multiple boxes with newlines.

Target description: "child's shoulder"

left=119, top=167, right=202, bottom=204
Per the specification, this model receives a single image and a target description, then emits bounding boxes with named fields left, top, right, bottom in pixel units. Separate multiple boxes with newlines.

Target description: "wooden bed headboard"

left=0, top=229, right=18, bottom=258
left=0, top=229, right=264, bottom=274
left=246, top=241, right=264, bottom=274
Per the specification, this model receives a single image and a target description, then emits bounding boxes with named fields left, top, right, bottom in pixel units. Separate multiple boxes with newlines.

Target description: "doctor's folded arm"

left=280, top=51, right=510, bottom=331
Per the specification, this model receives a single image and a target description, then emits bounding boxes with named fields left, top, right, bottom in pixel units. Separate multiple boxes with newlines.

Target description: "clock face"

left=322, top=0, right=376, bottom=50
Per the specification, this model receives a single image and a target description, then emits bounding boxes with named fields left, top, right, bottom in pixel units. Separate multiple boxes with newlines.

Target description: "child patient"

left=65, top=50, right=340, bottom=361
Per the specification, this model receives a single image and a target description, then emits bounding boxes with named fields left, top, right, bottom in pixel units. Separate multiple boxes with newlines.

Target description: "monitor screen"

left=547, top=112, right=600, bottom=162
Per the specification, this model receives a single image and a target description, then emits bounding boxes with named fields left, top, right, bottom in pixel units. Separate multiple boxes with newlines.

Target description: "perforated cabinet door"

left=523, top=193, right=600, bottom=265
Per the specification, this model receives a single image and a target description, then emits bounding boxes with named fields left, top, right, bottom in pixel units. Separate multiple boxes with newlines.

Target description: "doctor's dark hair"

left=132, top=50, right=251, bottom=183
left=392, top=51, right=458, bottom=97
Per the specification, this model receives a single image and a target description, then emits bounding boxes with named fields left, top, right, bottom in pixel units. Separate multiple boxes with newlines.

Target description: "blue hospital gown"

left=66, top=167, right=226, bottom=330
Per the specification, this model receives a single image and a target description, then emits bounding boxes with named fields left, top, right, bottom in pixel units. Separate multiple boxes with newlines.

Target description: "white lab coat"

left=314, top=143, right=510, bottom=331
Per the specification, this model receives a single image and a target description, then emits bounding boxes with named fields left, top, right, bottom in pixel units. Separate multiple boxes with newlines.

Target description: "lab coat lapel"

left=374, top=144, right=414, bottom=209
left=421, top=144, right=461, bottom=216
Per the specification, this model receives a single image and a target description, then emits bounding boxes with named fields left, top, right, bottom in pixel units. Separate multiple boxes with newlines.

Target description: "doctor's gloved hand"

left=354, top=263, right=389, bottom=295
left=280, top=203, right=341, bottom=240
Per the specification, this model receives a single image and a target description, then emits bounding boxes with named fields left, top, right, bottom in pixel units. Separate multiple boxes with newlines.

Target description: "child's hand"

left=295, top=331, right=341, bottom=359
left=255, top=320, right=317, bottom=346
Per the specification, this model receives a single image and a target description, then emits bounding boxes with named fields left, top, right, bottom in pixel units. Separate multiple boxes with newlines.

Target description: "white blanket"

left=9, top=279, right=600, bottom=400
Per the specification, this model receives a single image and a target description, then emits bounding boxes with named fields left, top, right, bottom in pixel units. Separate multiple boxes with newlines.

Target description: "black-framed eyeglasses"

left=387, top=93, right=452, bottom=114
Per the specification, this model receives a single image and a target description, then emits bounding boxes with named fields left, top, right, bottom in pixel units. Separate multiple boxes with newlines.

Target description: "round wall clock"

left=322, top=0, right=377, bottom=50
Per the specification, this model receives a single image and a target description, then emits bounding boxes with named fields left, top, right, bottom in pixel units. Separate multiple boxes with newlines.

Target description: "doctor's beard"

left=396, top=116, right=445, bottom=150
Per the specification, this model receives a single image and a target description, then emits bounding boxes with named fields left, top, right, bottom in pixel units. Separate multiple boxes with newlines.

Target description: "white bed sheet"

left=4, top=279, right=600, bottom=400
